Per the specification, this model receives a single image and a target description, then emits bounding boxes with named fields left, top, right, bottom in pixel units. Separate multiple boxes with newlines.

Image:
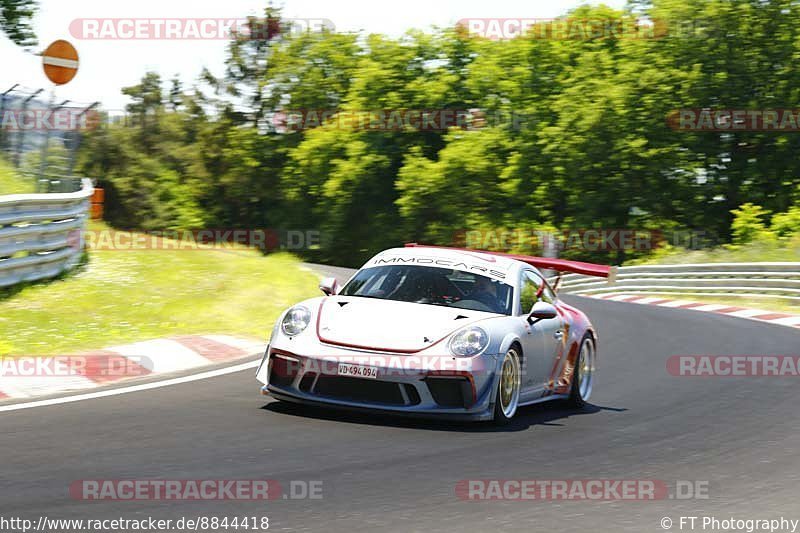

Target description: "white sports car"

left=256, top=244, right=612, bottom=423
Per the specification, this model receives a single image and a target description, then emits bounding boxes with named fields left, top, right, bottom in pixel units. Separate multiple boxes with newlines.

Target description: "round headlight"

left=449, top=326, right=489, bottom=357
left=281, top=306, right=311, bottom=336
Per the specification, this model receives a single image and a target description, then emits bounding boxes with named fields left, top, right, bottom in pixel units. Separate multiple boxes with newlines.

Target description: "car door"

left=517, top=270, right=564, bottom=402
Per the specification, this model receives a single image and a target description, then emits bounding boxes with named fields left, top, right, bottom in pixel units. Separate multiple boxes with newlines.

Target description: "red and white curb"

left=0, top=335, right=266, bottom=400
left=589, top=294, right=800, bottom=329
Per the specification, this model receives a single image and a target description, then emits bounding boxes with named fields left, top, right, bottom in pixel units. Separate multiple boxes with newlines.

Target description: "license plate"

left=337, top=362, right=379, bottom=379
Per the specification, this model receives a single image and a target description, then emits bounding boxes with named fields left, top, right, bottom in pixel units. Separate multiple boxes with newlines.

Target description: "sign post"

left=38, top=39, right=81, bottom=187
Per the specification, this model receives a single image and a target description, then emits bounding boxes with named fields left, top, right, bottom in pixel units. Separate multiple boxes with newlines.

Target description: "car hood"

left=315, top=296, right=496, bottom=353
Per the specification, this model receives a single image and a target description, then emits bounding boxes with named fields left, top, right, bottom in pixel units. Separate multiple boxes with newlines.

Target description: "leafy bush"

left=771, top=207, right=800, bottom=240
left=730, top=204, right=775, bottom=245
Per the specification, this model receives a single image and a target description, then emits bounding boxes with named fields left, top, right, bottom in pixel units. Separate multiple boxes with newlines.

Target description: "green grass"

left=0, top=226, right=320, bottom=356
left=0, top=157, right=36, bottom=195
left=671, top=294, right=800, bottom=314
left=627, top=236, right=800, bottom=265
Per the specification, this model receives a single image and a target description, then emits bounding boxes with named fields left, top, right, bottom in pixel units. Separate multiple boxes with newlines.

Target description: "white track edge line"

left=0, top=359, right=260, bottom=413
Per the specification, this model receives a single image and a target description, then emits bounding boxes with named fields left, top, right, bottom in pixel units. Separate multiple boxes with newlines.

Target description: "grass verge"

left=656, top=294, right=800, bottom=314
left=0, top=223, right=320, bottom=356
left=0, top=157, right=36, bottom=195
left=628, top=237, right=800, bottom=265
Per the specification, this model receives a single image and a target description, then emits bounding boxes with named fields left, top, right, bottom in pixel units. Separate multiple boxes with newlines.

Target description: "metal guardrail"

left=556, top=263, right=800, bottom=301
left=0, top=178, right=93, bottom=288
left=32, top=174, right=85, bottom=194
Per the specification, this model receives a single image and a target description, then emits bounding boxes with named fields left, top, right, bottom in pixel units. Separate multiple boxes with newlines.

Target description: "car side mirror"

left=319, top=277, right=339, bottom=296
left=528, top=301, right=557, bottom=324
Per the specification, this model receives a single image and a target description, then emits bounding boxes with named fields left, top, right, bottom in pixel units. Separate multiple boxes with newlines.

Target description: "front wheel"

left=568, top=333, right=595, bottom=408
left=493, top=347, right=521, bottom=425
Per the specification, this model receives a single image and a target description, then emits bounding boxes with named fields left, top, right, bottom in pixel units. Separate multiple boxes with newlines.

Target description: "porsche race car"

left=256, top=244, right=613, bottom=423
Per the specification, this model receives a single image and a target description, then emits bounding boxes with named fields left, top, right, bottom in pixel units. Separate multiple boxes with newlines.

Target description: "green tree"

left=0, top=0, right=37, bottom=47
left=77, top=0, right=800, bottom=266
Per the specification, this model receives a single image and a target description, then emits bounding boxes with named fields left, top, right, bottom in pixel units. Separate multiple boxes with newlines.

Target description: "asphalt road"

left=2, top=266, right=799, bottom=532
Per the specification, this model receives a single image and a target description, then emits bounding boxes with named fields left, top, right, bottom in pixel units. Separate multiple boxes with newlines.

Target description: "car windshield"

left=340, top=265, right=513, bottom=315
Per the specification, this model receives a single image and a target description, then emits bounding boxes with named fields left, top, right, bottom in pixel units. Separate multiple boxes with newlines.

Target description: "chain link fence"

left=1, top=84, right=98, bottom=194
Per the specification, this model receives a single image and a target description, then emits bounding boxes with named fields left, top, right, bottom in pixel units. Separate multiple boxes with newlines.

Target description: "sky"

left=0, top=0, right=626, bottom=110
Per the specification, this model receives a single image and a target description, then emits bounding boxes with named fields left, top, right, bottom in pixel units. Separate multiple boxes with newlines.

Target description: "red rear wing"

left=404, top=243, right=615, bottom=279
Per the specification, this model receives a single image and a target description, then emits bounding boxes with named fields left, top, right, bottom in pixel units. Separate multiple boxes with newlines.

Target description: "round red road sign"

left=42, top=39, right=80, bottom=85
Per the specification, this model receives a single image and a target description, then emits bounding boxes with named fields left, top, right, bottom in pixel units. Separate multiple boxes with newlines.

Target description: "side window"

left=532, top=272, right=556, bottom=304
left=518, top=272, right=541, bottom=314
left=519, top=271, right=556, bottom=314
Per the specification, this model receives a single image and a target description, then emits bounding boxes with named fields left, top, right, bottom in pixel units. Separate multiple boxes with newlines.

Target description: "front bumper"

left=257, top=344, right=501, bottom=421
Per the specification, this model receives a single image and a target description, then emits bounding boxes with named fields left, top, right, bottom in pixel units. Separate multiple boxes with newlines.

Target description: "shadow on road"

left=261, top=399, right=626, bottom=432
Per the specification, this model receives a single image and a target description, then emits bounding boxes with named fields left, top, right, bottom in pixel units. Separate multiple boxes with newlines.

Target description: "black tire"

left=568, top=333, right=595, bottom=408
left=493, top=346, right=522, bottom=425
